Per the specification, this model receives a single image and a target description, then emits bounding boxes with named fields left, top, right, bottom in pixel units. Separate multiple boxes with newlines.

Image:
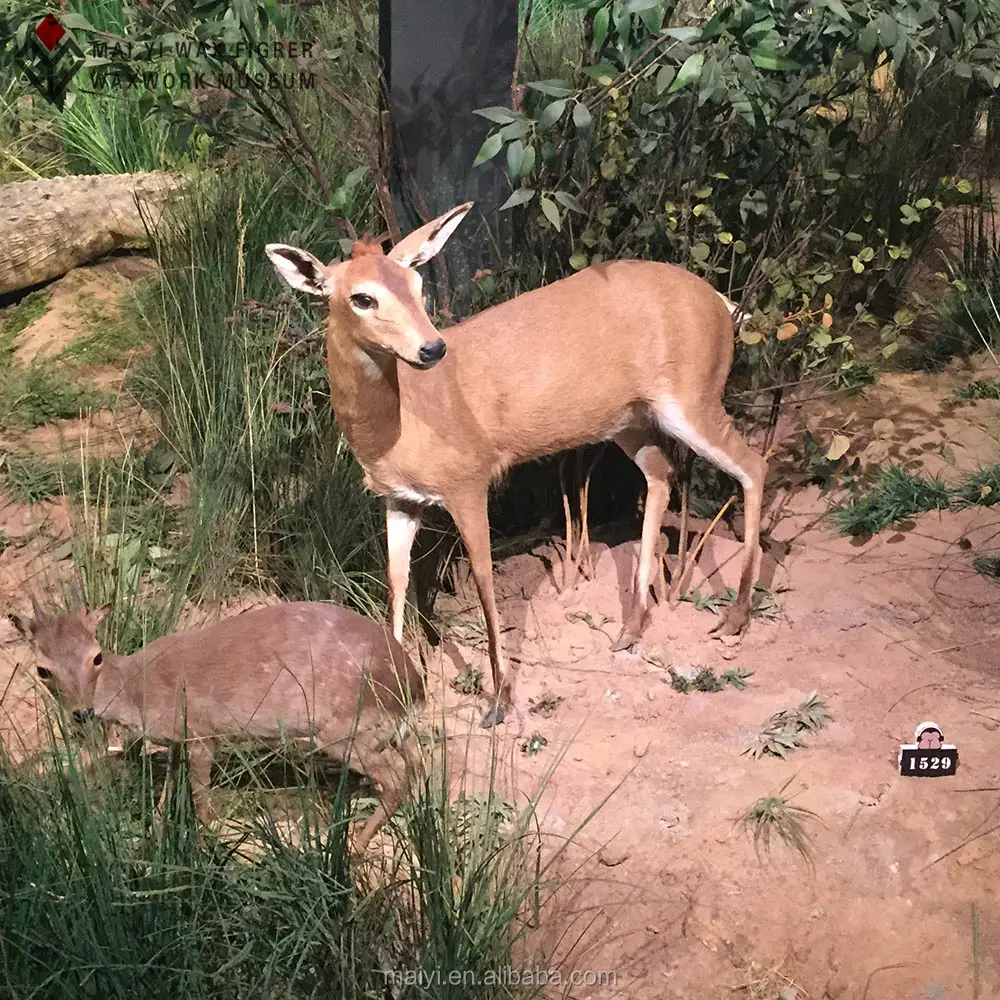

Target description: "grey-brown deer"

left=11, top=599, right=424, bottom=853
left=265, top=203, right=767, bottom=727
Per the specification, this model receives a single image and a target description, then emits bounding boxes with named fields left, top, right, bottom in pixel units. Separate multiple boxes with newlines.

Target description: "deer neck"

left=325, top=326, right=403, bottom=467
left=93, top=653, right=142, bottom=729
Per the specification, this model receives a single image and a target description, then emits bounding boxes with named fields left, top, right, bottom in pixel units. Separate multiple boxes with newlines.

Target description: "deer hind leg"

left=386, top=500, right=423, bottom=644
left=611, top=429, right=672, bottom=652
left=653, top=397, right=767, bottom=637
left=447, top=489, right=511, bottom=728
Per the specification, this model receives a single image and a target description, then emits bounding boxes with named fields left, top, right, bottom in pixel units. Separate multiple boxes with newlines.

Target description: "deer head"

left=264, top=202, right=473, bottom=370
left=10, top=603, right=112, bottom=722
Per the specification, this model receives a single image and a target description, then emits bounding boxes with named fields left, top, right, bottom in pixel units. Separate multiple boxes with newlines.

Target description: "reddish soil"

left=426, top=357, right=1000, bottom=1000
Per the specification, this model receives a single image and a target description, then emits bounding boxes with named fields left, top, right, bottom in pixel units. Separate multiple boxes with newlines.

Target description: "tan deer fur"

left=11, top=600, right=424, bottom=853
left=265, top=203, right=767, bottom=727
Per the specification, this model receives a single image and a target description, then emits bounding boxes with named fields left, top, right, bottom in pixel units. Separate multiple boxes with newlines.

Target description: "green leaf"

left=555, top=190, right=586, bottom=214
left=717, top=231, right=733, bottom=244
left=857, top=23, right=877, bottom=54
left=663, top=26, right=702, bottom=42
left=824, top=0, right=853, bottom=22
left=520, top=145, right=537, bottom=177
left=622, top=0, right=665, bottom=11
left=573, top=102, right=593, bottom=130
left=540, top=195, right=562, bottom=230
left=655, top=64, right=675, bottom=95
left=851, top=257, right=864, bottom=273
left=592, top=6, right=610, bottom=51
left=538, top=98, right=569, bottom=130
left=499, top=119, right=530, bottom=140
left=52, top=542, right=74, bottom=561
left=667, top=52, right=704, bottom=93
left=499, top=187, right=536, bottom=210
left=876, top=12, right=897, bottom=48
left=914, top=197, right=932, bottom=210
left=691, top=242, right=711, bottom=262
left=957, top=179, right=973, bottom=194
left=580, top=61, right=619, bottom=80
left=57, top=11, right=96, bottom=30
left=526, top=79, right=574, bottom=97
left=472, top=133, right=503, bottom=167
left=569, top=252, right=589, bottom=270
left=507, top=140, right=525, bottom=178
left=750, top=47, right=802, bottom=71
left=474, top=106, right=521, bottom=124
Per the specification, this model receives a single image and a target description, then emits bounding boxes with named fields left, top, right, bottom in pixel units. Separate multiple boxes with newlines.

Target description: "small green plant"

left=801, top=429, right=864, bottom=495
left=668, top=665, right=753, bottom=693
left=521, top=733, right=548, bottom=756
left=0, top=361, right=109, bottom=429
left=679, top=584, right=781, bottom=621
left=0, top=291, right=48, bottom=359
left=831, top=464, right=1000, bottom=535
left=954, top=465, right=1000, bottom=508
left=828, top=465, right=952, bottom=535
left=973, top=554, right=1000, bottom=578
left=1, top=454, right=64, bottom=504
left=451, top=667, right=483, bottom=696
left=739, top=777, right=820, bottom=865
left=528, top=692, right=563, bottom=717
left=744, top=693, right=831, bottom=759
left=955, top=378, right=1000, bottom=402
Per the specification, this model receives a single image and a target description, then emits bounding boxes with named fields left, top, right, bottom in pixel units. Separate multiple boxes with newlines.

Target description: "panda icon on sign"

left=898, top=721, right=958, bottom=777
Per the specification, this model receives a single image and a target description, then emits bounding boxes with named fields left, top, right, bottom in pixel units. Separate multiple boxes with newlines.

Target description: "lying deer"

left=10, top=599, right=424, bottom=852
left=265, top=203, right=767, bottom=727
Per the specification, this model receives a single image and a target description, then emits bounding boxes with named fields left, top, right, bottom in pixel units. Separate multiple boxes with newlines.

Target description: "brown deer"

left=10, top=599, right=424, bottom=853
left=265, top=203, right=767, bottom=727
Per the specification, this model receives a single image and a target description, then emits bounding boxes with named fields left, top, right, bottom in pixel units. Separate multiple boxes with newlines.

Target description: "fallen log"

left=0, top=171, right=184, bottom=296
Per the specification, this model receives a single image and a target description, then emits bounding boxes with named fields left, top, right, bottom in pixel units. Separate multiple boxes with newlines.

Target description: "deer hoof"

left=481, top=704, right=507, bottom=728
left=711, top=605, right=750, bottom=637
left=612, top=605, right=651, bottom=652
left=610, top=627, right=639, bottom=653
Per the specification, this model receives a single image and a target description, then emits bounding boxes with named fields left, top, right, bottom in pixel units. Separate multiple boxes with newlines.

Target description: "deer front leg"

left=386, top=500, right=423, bottom=644
left=448, top=489, right=512, bottom=728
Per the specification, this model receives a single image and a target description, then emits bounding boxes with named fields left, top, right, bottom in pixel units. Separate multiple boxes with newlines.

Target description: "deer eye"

left=93, top=652, right=103, bottom=667
left=36, top=666, right=51, bottom=680
left=349, top=292, right=377, bottom=310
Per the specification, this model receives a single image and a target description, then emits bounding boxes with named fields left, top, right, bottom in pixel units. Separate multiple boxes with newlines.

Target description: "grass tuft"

left=828, top=465, right=952, bottom=535
left=739, top=777, right=820, bottom=866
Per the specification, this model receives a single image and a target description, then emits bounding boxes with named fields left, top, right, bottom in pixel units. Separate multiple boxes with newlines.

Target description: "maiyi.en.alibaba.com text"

left=378, top=967, right=618, bottom=988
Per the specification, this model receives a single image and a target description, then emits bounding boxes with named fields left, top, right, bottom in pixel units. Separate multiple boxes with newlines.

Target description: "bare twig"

left=670, top=492, right=737, bottom=601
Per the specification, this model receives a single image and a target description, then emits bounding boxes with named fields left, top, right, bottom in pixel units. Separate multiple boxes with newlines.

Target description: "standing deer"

left=265, top=203, right=767, bottom=727
left=10, top=600, right=424, bottom=854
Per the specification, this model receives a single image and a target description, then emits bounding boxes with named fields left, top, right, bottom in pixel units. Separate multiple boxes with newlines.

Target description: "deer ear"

left=86, top=604, right=112, bottom=631
left=387, top=202, right=474, bottom=269
left=265, top=244, right=331, bottom=297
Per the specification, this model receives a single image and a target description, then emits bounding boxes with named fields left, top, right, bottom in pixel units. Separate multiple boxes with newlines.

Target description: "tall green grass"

left=129, top=165, right=385, bottom=614
left=0, top=694, right=594, bottom=1000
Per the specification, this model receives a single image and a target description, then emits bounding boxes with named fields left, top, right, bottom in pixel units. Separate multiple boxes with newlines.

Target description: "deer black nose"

left=418, top=338, right=447, bottom=366
left=72, top=708, right=95, bottom=725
